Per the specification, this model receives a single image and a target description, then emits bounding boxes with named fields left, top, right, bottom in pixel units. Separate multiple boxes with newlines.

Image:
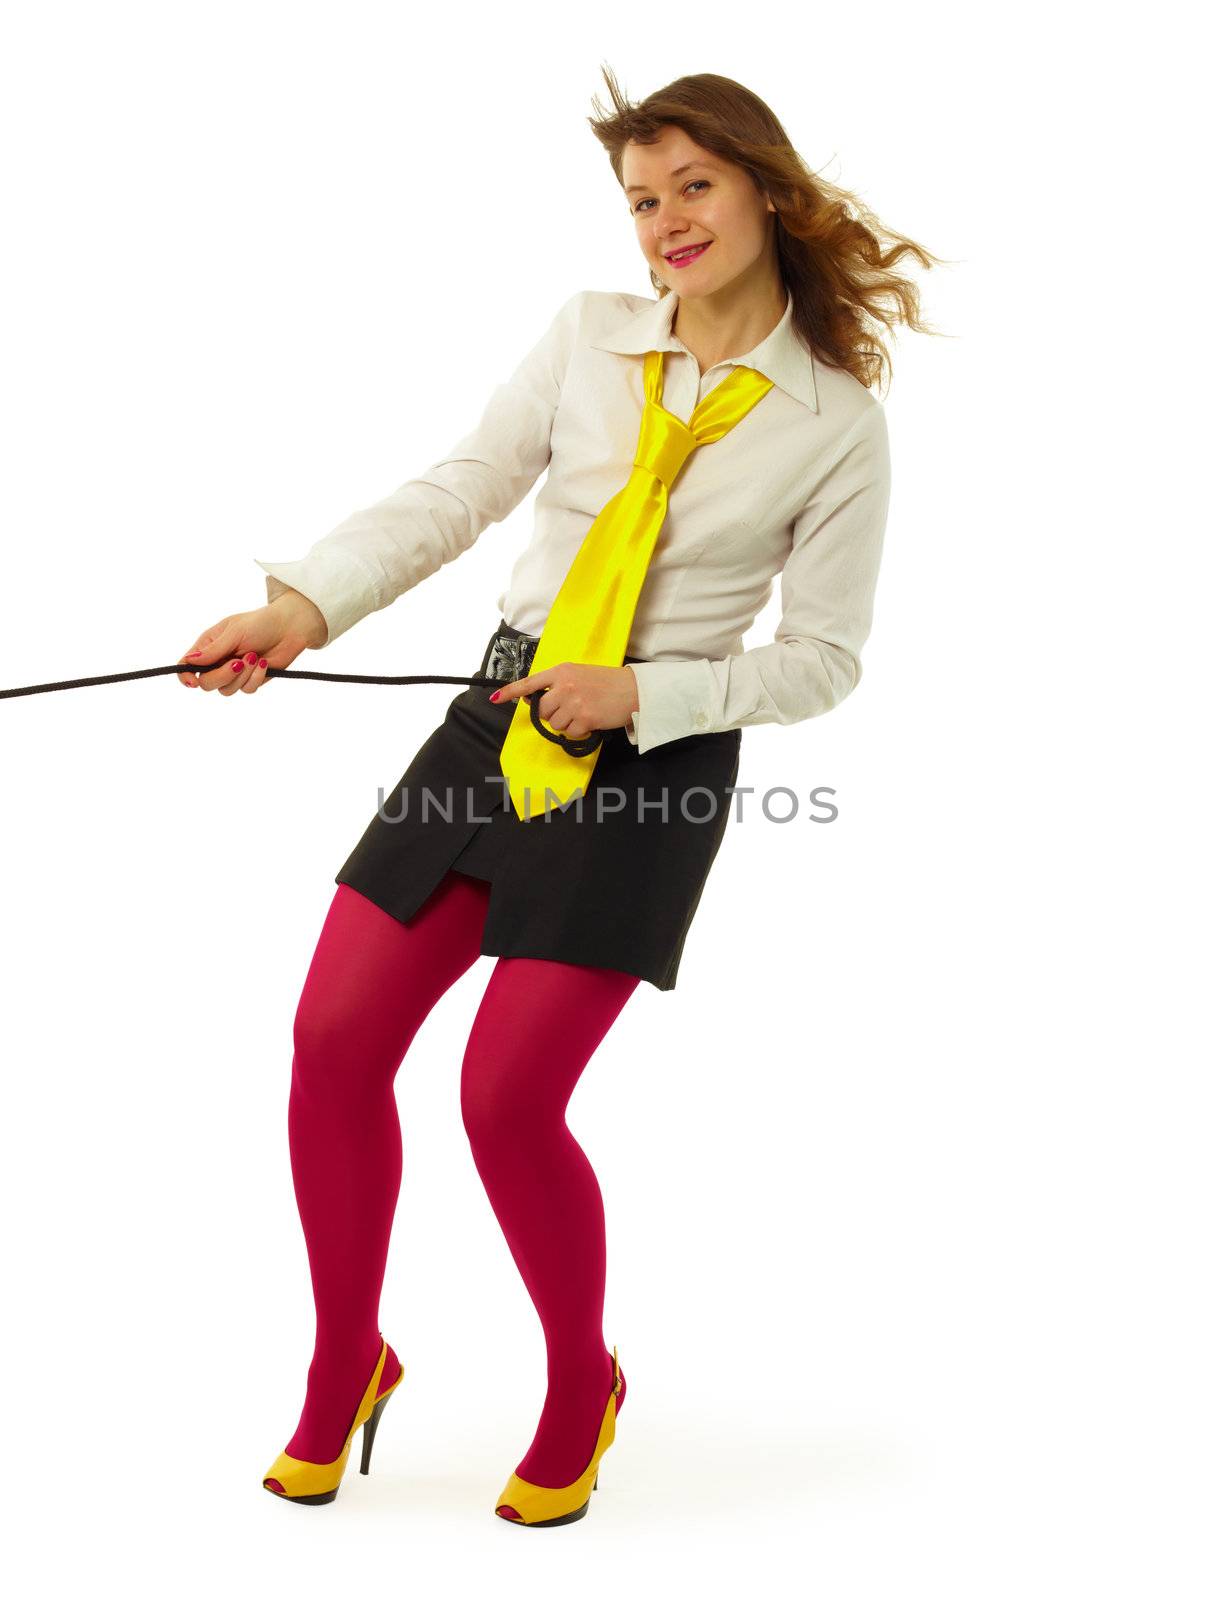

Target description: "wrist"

left=270, top=588, right=328, bottom=649
left=624, top=665, right=639, bottom=733
left=624, top=664, right=639, bottom=715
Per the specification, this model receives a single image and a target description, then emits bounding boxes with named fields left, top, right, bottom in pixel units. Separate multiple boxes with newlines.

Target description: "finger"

left=239, top=654, right=270, bottom=694
left=193, top=623, right=247, bottom=691
left=176, top=650, right=204, bottom=689
left=552, top=704, right=597, bottom=739
left=498, top=671, right=552, bottom=703
left=218, top=654, right=255, bottom=696
left=531, top=691, right=577, bottom=732
left=177, top=630, right=230, bottom=689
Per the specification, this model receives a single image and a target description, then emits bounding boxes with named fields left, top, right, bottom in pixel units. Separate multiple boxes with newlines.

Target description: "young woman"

left=177, top=68, right=938, bottom=1527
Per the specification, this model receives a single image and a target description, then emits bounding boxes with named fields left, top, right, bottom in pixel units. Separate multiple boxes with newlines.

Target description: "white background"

left=0, top=2, right=1202, bottom=1595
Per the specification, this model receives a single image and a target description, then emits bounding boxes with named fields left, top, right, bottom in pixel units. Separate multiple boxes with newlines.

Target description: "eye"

left=634, top=179, right=711, bottom=215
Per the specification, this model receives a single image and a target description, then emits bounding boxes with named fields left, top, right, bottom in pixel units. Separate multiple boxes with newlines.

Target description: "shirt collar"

left=588, top=287, right=818, bottom=413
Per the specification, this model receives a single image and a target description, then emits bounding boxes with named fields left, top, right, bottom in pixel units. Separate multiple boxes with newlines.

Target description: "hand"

left=490, top=662, right=639, bottom=740
left=175, top=590, right=327, bottom=695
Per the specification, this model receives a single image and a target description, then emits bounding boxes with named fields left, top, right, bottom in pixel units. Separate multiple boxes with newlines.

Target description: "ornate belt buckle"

left=484, top=632, right=539, bottom=684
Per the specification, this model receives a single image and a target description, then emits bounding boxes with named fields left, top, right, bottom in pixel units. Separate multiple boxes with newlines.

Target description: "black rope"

left=0, top=660, right=605, bottom=755
left=0, top=662, right=498, bottom=698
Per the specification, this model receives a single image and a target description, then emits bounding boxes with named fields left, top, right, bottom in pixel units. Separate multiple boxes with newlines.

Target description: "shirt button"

left=694, top=711, right=708, bottom=729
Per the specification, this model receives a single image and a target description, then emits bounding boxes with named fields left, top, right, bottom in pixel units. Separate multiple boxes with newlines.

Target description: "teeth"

left=669, top=245, right=705, bottom=260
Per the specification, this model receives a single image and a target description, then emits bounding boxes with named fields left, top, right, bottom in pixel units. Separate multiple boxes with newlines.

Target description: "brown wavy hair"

left=587, top=65, right=950, bottom=394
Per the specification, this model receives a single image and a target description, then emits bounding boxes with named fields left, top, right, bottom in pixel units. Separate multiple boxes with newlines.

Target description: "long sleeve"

left=624, top=400, right=891, bottom=753
left=253, top=291, right=585, bottom=647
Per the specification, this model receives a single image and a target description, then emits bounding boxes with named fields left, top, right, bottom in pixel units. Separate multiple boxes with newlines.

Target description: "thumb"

left=187, top=619, right=248, bottom=677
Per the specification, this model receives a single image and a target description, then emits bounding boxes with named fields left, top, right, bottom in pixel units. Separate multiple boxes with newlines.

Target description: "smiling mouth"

left=664, top=242, right=712, bottom=265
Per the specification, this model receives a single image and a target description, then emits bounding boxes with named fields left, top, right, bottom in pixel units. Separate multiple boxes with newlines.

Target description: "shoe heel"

left=359, top=1387, right=394, bottom=1475
left=493, top=1345, right=619, bottom=1525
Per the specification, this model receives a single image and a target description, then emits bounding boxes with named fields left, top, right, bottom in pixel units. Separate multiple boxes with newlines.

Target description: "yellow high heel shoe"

left=494, top=1346, right=623, bottom=1527
left=262, top=1335, right=404, bottom=1505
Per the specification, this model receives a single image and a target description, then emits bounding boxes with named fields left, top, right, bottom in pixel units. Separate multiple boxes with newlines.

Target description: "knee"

left=460, top=1047, right=551, bottom=1150
left=290, top=991, right=394, bottom=1106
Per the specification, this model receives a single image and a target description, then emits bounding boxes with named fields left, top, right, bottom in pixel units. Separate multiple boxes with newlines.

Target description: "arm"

left=254, top=290, right=586, bottom=648
left=624, top=400, right=891, bottom=753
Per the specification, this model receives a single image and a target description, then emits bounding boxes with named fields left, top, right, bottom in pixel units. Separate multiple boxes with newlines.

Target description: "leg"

left=459, top=955, right=638, bottom=1506
left=275, top=870, right=490, bottom=1471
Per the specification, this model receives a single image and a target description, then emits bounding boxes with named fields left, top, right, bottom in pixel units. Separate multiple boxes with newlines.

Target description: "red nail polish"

left=245, top=652, right=257, bottom=665
left=258, top=657, right=267, bottom=668
left=490, top=690, right=500, bottom=701
left=230, top=660, right=242, bottom=672
left=186, top=650, right=203, bottom=658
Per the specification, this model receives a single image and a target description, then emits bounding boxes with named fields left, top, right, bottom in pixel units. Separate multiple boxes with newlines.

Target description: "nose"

left=655, top=217, right=690, bottom=251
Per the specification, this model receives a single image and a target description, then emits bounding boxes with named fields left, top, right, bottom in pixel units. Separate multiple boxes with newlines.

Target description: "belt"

left=480, top=621, right=648, bottom=688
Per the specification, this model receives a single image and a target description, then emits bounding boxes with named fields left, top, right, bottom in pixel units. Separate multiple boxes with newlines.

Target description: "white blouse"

left=254, top=287, right=892, bottom=754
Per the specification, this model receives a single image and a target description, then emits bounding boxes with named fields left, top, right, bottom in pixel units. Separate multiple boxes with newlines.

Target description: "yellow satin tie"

left=499, top=348, right=775, bottom=819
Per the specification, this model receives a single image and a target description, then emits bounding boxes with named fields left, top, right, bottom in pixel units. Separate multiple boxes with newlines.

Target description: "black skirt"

left=333, top=618, right=742, bottom=991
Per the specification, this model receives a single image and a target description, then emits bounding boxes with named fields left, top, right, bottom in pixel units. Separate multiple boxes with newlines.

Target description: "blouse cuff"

left=253, top=550, right=382, bottom=649
left=624, top=660, right=718, bottom=754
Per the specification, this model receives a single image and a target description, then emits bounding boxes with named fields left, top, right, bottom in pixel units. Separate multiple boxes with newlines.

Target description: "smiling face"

left=621, top=124, right=777, bottom=298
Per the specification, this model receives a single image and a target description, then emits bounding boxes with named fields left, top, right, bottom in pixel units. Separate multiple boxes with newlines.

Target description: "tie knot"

left=632, top=351, right=777, bottom=488
left=632, top=403, right=697, bottom=487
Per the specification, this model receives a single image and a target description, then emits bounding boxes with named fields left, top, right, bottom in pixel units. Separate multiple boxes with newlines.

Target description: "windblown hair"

left=587, top=65, right=948, bottom=393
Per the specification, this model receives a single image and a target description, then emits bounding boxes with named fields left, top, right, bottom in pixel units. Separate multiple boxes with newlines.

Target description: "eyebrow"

left=624, top=162, right=719, bottom=196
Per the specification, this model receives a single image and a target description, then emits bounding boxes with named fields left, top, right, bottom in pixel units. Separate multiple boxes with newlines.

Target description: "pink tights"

left=273, top=871, right=635, bottom=1495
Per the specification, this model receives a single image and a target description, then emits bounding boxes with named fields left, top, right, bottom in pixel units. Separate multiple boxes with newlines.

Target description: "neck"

left=668, top=266, right=788, bottom=372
